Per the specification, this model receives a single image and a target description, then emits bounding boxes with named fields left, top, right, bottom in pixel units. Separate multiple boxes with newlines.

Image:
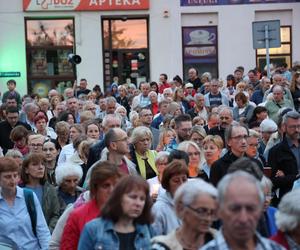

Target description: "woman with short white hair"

left=270, top=188, right=300, bottom=249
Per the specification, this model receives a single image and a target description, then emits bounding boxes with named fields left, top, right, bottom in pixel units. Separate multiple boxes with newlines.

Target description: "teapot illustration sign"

left=188, top=29, right=216, bottom=45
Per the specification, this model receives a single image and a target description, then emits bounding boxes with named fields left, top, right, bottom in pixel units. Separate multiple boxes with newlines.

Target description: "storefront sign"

left=185, top=46, right=216, bottom=57
left=23, top=0, right=149, bottom=11
left=0, top=72, right=21, bottom=77
left=181, top=0, right=300, bottom=6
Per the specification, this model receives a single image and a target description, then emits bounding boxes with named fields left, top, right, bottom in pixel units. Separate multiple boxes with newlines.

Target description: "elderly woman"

left=20, top=153, right=60, bottom=232
left=130, top=126, right=158, bottom=179
left=60, top=162, right=122, bottom=250
left=152, top=179, right=218, bottom=249
left=202, top=135, right=223, bottom=178
left=148, top=91, right=159, bottom=115
left=147, top=151, right=169, bottom=199
left=55, top=162, right=83, bottom=214
left=5, top=149, right=23, bottom=169
left=271, top=188, right=300, bottom=249
left=190, top=125, right=207, bottom=150
left=177, top=140, right=208, bottom=181
left=115, top=106, right=131, bottom=131
left=42, top=141, right=58, bottom=185
left=10, top=125, right=30, bottom=156
left=152, top=160, right=189, bottom=235
left=166, top=102, right=182, bottom=118
left=233, top=92, right=255, bottom=124
left=34, top=110, right=57, bottom=140
left=246, top=129, right=266, bottom=170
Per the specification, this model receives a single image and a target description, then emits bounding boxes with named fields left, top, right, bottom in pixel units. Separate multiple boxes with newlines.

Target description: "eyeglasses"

left=180, top=128, right=192, bottom=132
left=220, top=116, right=231, bottom=120
left=30, top=143, right=43, bottom=148
left=186, top=205, right=217, bottom=220
left=230, top=135, right=249, bottom=141
left=287, top=125, right=300, bottom=130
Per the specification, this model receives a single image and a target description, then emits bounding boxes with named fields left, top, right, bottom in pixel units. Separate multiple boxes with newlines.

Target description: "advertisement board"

left=181, top=0, right=300, bottom=6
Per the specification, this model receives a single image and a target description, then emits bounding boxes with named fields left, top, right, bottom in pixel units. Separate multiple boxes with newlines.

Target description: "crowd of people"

left=0, top=62, right=300, bottom=249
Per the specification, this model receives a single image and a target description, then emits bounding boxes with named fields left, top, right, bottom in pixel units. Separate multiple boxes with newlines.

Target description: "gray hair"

left=218, top=106, right=233, bottom=117
left=5, top=149, right=23, bottom=158
left=106, top=96, right=117, bottom=105
left=217, top=171, right=264, bottom=208
left=24, top=103, right=39, bottom=113
left=177, top=140, right=201, bottom=153
left=102, top=114, right=122, bottom=128
left=130, top=126, right=153, bottom=145
left=248, top=129, right=260, bottom=138
left=261, top=175, right=273, bottom=191
left=155, top=151, right=169, bottom=163
left=174, top=179, right=218, bottom=210
left=275, top=188, right=300, bottom=232
left=55, top=162, right=83, bottom=186
left=282, top=110, right=300, bottom=124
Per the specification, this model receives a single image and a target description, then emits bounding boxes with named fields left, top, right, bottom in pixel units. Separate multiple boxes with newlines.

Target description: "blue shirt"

left=287, top=138, right=300, bottom=172
left=0, top=186, right=50, bottom=249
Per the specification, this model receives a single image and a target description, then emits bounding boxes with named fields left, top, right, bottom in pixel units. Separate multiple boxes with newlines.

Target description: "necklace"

left=176, top=230, right=203, bottom=250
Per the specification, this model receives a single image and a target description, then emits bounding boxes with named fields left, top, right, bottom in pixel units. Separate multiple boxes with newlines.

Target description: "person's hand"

left=275, top=170, right=285, bottom=177
left=73, top=80, right=77, bottom=88
left=151, top=193, right=158, bottom=202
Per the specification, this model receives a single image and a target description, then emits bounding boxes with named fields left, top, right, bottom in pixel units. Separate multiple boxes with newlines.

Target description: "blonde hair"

left=202, top=135, right=224, bottom=149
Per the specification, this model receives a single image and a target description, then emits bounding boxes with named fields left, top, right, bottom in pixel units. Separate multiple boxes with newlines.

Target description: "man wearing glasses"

left=268, top=111, right=300, bottom=205
left=202, top=171, right=284, bottom=250
left=210, top=124, right=249, bottom=186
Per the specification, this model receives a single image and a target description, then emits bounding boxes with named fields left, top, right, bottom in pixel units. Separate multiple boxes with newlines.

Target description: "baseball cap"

left=185, top=82, right=193, bottom=88
left=260, top=119, right=278, bottom=133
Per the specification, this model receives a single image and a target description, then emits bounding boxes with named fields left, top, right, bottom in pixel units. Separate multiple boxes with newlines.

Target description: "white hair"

left=177, top=140, right=200, bottom=153
left=217, top=171, right=264, bottom=208
left=275, top=188, right=300, bottom=232
left=174, top=179, right=218, bottom=209
left=55, top=162, right=83, bottom=186
left=155, top=151, right=169, bottom=163
left=261, top=175, right=273, bottom=190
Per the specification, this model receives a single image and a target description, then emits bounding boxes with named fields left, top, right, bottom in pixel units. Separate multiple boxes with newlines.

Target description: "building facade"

left=0, top=0, right=299, bottom=96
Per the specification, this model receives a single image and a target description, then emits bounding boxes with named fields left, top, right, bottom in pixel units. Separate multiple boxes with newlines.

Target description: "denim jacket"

left=78, top=218, right=153, bottom=250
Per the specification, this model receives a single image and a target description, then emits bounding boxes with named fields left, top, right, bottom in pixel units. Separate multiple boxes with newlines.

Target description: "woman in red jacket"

left=60, top=161, right=123, bottom=249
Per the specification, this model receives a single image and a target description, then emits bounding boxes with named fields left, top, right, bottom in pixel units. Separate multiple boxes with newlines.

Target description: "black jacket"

left=268, top=136, right=299, bottom=200
left=86, top=139, right=105, bottom=169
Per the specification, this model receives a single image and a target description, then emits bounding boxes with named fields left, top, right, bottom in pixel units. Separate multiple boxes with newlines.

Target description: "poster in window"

left=58, top=50, right=73, bottom=75
left=183, top=27, right=217, bottom=46
left=30, top=49, right=48, bottom=75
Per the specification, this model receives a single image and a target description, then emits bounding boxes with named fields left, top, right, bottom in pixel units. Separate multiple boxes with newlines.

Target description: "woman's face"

left=169, top=173, right=188, bottom=196
left=121, top=188, right=146, bottom=220
left=151, top=84, right=158, bottom=92
left=96, top=177, right=119, bottom=205
left=69, top=127, right=80, bottom=142
left=246, top=136, right=259, bottom=158
left=36, top=118, right=47, bottom=132
left=191, top=133, right=204, bottom=148
left=87, top=124, right=100, bottom=140
left=203, top=141, right=221, bottom=164
left=263, top=186, right=272, bottom=211
left=135, top=136, right=151, bottom=153
left=236, top=98, right=245, bottom=108
left=42, top=142, right=58, bottom=162
left=256, top=111, right=268, bottom=121
left=40, top=103, right=49, bottom=112
left=26, top=161, right=45, bottom=180
left=52, top=97, right=59, bottom=107
left=15, top=137, right=27, bottom=148
left=67, top=114, right=75, bottom=124
left=187, top=145, right=201, bottom=166
left=176, top=89, right=184, bottom=99
left=163, top=131, right=175, bottom=145
left=57, top=129, right=69, bottom=142
left=182, top=194, right=217, bottom=234
left=174, top=107, right=182, bottom=117
left=60, top=175, right=79, bottom=195
left=155, top=157, right=168, bottom=177
left=116, top=108, right=126, bottom=117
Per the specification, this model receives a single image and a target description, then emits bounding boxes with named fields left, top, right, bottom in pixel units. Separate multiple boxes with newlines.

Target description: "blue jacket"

left=78, top=218, right=153, bottom=250
left=266, top=206, right=278, bottom=237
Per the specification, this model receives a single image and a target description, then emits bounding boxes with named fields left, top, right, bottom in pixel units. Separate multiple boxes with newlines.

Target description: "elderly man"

left=210, top=124, right=249, bottom=186
left=87, top=114, right=122, bottom=169
left=251, top=77, right=271, bottom=105
left=271, top=188, right=300, bottom=249
left=202, top=171, right=285, bottom=250
left=158, top=73, right=170, bottom=94
left=20, top=102, right=39, bottom=130
left=132, top=82, right=151, bottom=110
left=187, top=67, right=202, bottom=91
left=265, top=85, right=293, bottom=124
left=268, top=111, right=300, bottom=204
left=187, top=93, right=208, bottom=120
left=204, top=79, right=229, bottom=107
left=66, top=97, right=80, bottom=123
left=208, top=106, right=233, bottom=144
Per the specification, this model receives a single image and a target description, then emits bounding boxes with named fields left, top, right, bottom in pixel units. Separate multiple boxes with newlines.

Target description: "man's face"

left=140, top=110, right=153, bottom=126
left=227, top=126, right=248, bottom=156
left=141, top=84, right=150, bottom=97
left=67, top=98, right=78, bottom=113
left=188, top=69, right=197, bottom=80
left=273, top=88, right=283, bottom=103
left=99, top=98, right=106, bottom=111
left=103, top=118, right=121, bottom=133
left=106, top=102, right=116, bottom=114
left=219, top=179, right=263, bottom=245
left=219, top=110, right=233, bottom=128
left=79, top=80, right=87, bottom=90
left=6, top=98, right=17, bottom=108
left=6, top=112, right=19, bottom=127
left=159, top=103, right=168, bottom=115
left=27, top=107, right=39, bottom=121
left=0, top=171, right=19, bottom=192
left=208, top=115, right=220, bottom=129
left=176, top=121, right=192, bottom=142
left=273, top=76, right=283, bottom=86
left=60, top=175, right=79, bottom=195
left=248, top=72, right=257, bottom=83
left=210, top=82, right=219, bottom=95
left=195, top=96, right=205, bottom=109
left=159, top=75, right=167, bottom=84
left=284, top=118, right=300, bottom=141
left=114, top=130, right=129, bottom=155
left=234, top=70, right=243, bottom=81
left=262, top=79, right=271, bottom=91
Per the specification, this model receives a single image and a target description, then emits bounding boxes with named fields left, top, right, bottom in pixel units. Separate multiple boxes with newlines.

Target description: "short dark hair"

left=248, top=69, right=257, bottom=75
left=160, top=73, right=168, bottom=80
left=234, top=92, right=248, bottom=104
left=5, top=106, right=19, bottom=114
left=104, top=128, right=118, bottom=148
left=59, top=111, right=76, bottom=123
left=227, top=157, right=263, bottom=180
left=101, top=175, right=153, bottom=224
left=21, top=153, right=47, bottom=185
left=161, top=160, right=189, bottom=191
left=168, top=149, right=189, bottom=165
left=0, top=157, right=19, bottom=175
left=173, top=75, right=183, bottom=85
left=174, top=114, right=191, bottom=128
left=7, top=79, right=16, bottom=86
left=225, top=124, right=249, bottom=148
left=10, top=125, right=30, bottom=142
left=89, top=161, right=123, bottom=198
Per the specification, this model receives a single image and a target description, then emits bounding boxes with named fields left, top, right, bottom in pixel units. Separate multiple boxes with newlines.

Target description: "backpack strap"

left=23, top=188, right=37, bottom=237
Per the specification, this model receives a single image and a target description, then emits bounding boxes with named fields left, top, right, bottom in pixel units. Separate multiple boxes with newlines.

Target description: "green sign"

left=0, top=72, right=21, bottom=78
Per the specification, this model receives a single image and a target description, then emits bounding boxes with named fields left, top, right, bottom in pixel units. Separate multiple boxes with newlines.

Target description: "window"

left=182, top=26, right=218, bottom=80
left=256, top=26, right=292, bottom=71
left=25, top=18, right=76, bottom=96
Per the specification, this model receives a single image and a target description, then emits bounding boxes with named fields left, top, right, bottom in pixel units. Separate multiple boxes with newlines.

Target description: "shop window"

left=102, top=17, right=149, bottom=87
left=256, top=26, right=292, bottom=71
left=182, top=26, right=218, bottom=80
left=25, top=18, right=76, bottom=96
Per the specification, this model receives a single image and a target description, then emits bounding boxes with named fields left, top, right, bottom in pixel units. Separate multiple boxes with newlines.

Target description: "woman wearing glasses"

left=151, top=179, right=218, bottom=250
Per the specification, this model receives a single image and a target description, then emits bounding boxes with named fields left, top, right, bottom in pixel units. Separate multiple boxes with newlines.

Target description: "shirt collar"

left=0, top=186, right=22, bottom=200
